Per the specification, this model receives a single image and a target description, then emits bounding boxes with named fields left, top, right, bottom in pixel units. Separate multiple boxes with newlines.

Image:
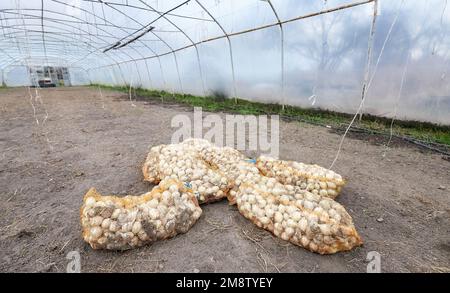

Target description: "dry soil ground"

left=0, top=87, right=449, bottom=273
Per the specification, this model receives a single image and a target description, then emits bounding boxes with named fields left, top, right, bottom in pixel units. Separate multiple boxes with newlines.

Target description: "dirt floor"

left=0, top=86, right=449, bottom=273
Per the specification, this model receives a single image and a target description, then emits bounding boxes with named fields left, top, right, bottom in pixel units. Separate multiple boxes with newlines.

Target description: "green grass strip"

left=91, top=83, right=450, bottom=147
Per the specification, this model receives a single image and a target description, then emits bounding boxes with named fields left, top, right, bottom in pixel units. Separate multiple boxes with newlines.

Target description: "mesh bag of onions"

left=142, top=140, right=233, bottom=204
left=235, top=180, right=362, bottom=254
left=80, top=178, right=202, bottom=250
left=219, top=154, right=362, bottom=254
left=256, top=156, right=345, bottom=199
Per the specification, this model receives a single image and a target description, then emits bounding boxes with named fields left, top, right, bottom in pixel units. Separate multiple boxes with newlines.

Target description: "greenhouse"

left=0, top=0, right=449, bottom=274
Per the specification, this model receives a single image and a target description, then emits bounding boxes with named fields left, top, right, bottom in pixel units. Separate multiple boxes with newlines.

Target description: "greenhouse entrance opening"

left=29, top=66, right=71, bottom=88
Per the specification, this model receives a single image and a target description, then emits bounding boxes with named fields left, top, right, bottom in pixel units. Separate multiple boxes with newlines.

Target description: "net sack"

left=235, top=182, right=362, bottom=254
left=256, top=156, right=345, bottom=199
left=142, top=141, right=232, bottom=204
left=80, top=179, right=202, bottom=250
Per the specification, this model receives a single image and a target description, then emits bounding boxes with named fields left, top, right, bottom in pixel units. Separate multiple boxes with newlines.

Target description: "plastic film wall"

left=1, top=0, right=449, bottom=124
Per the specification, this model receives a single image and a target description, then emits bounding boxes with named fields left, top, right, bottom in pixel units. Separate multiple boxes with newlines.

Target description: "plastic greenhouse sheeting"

left=0, top=0, right=449, bottom=124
